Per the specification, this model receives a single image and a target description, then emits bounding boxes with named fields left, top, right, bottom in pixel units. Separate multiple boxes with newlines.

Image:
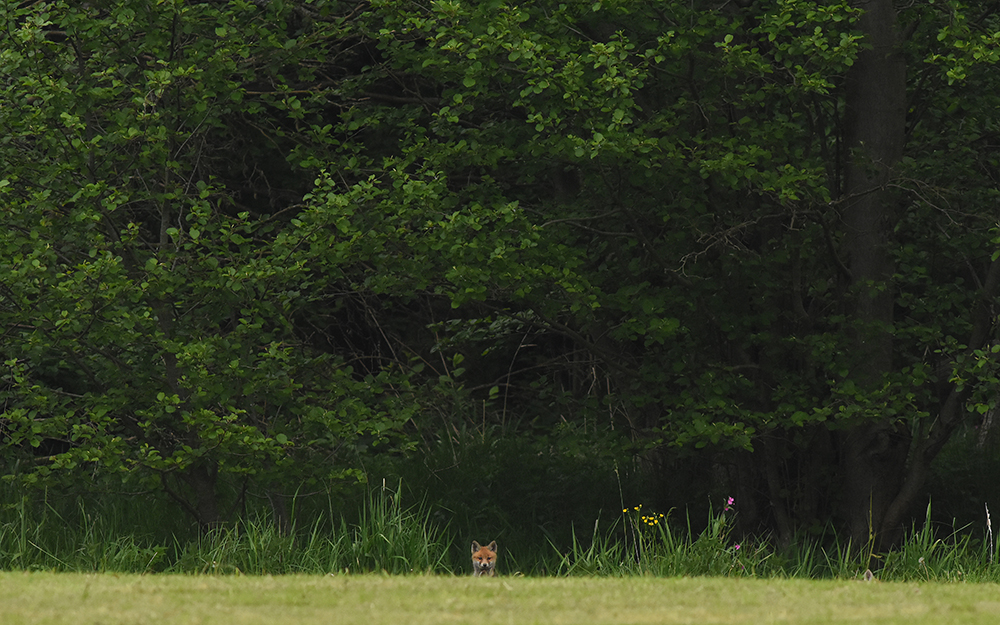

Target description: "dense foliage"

left=3, top=0, right=1000, bottom=551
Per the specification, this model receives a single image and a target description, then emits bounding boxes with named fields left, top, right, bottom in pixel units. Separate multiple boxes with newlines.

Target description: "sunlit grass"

left=5, top=573, right=1000, bottom=625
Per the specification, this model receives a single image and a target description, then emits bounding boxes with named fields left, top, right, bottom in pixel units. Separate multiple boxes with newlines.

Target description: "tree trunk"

left=182, top=461, right=222, bottom=529
left=160, top=459, right=223, bottom=530
left=838, top=0, right=907, bottom=551
left=879, top=257, right=1000, bottom=540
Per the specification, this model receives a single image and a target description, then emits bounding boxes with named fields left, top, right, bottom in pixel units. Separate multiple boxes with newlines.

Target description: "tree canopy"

left=3, top=0, right=1000, bottom=546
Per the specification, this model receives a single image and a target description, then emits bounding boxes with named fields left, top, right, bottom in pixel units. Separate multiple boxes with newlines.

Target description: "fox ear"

left=488, top=541, right=497, bottom=552
left=471, top=541, right=481, bottom=553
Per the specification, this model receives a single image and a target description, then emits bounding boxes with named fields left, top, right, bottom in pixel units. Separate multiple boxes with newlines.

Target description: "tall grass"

left=3, top=483, right=1000, bottom=580
left=0, top=492, right=172, bottom=572
left=0, top=481, right=449, bottom=574
left=552, top=500, right=1000, bottom=582
left=168, top=481, right=449, bottom=574
left=553, top=503, right=761, bottom=577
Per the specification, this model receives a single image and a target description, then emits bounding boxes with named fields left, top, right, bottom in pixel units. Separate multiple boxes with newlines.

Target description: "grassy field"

left=3, top=573, right=1000, bottom=625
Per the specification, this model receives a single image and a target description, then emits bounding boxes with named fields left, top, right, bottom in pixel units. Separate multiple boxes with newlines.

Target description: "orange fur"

left=471, top=540, right=497, bottom=577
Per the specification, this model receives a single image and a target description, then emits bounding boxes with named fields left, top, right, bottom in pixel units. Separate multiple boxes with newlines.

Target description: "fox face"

left=471, top=540, right=497, bottom=577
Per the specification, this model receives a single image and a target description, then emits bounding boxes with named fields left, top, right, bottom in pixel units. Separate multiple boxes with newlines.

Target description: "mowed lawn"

left=2, top=572, right=1000, bottom=625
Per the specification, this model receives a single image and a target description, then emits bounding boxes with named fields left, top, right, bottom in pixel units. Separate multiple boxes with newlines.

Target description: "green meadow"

left=3, top=573, right=1000, bottom=625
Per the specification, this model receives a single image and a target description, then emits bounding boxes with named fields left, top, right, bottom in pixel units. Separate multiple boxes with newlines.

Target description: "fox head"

left=471, top=540, right=497, bottom=577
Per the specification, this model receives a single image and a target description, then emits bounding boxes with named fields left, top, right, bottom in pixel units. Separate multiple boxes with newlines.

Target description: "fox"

left=471, top=540, right=498, bottom=577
